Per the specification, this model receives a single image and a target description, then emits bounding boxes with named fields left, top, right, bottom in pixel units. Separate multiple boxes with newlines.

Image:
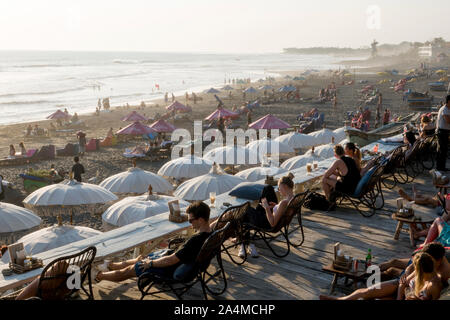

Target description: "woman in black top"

left=322, top=145, right=361, bottom=201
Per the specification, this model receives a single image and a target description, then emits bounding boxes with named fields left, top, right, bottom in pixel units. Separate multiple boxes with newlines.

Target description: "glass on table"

left=210, top=192, right=216, bottom=208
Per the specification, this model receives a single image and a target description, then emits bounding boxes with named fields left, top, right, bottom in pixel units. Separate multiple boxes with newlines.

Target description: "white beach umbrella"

left=174, top=165, right=246, bottom=201
left=0, top=202, right=42, bottom=244
left=99, top=167, right=173, bottom=194
left=102, top=194, right=190, bottom=229
left=308, top=128, right=336, bottom=145
left=275, top=132, right=320, bottom=149
left=23, top=179, right=118, bottom=219
left=246, top=138, right=295, bottom=163
left=1, top=225, right=102, bottom=263
left=235, top=163, right=287, bottom=182
left=158, top=155, right=213, bottom=179
left=203, top=145, right=255, bottom=165
left=333, top=126, right=360, bottom=144
left=305, top=143, right=336, bottom=159
left=280, top=153, right=324, bottom=170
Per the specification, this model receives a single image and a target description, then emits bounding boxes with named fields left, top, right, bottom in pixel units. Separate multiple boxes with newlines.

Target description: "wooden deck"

left=81, top=172, right=437, bottom=300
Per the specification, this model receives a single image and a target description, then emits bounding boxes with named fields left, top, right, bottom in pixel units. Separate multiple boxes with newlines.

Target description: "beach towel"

left=123, top=148, right=146, bottom=158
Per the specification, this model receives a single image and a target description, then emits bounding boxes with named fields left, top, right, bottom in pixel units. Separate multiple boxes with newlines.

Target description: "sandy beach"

left=0, top=55, right=448, bottom=233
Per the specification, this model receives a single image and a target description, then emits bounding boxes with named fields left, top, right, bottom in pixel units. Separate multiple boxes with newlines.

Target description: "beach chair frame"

left=241, top=191, right=310, bottom=258
left=34, top=246, right=97, bottom=300
left=137, top=223, right=231, bottom=300
left=334, top=164, right=385, bottom=218
left=213, top=202, right=251, bottom=266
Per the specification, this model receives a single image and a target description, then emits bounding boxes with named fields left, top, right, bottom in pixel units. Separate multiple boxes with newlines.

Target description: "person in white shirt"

left=436, top=95, right=450, bottom=171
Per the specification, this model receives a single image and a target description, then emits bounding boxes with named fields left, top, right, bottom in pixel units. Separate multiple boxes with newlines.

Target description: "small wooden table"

left=391, top=208, right=437, bottom=247
left=322, top=264, right=368, bottom=294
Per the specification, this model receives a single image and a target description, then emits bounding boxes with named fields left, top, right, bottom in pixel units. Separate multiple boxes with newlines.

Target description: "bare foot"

left=398, top=188, right=413, bottom=202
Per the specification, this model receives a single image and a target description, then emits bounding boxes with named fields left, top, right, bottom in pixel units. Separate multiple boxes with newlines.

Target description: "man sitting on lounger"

left=92, top=201, right=212, bottom=283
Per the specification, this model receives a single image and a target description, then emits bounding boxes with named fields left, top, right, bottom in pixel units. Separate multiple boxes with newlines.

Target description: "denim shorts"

left=134, top=249, right=177, bottom=278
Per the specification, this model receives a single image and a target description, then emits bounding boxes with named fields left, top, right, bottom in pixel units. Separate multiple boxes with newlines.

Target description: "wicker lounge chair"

left=137, top=223, right=231, bottom=300
left=332, top=164, right=385, bottom=217
left=1, top=246, right=96, bottom=300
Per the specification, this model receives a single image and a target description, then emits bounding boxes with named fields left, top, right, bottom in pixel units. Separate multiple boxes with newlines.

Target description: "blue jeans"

left=135, top=249, right=177, bottom=278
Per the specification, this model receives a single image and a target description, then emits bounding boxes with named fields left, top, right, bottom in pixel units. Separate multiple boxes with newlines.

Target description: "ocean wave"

left=0, top=100, right=55, bottom=106
left=87, top=71, right=150, bottom=81
left=0, top=87, right=86, bottom=98
left=13, top=64, right=83, bottom=68
left=113, top=59, right=140, bottom=64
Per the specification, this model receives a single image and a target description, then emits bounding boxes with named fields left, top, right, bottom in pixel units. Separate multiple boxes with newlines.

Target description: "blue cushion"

left=353, top=166, right=378, bottom=198
left=229, top=182, right=266, bottom=200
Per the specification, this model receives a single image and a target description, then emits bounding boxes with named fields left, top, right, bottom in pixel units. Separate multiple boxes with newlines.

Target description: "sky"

left=0, top=0, right=449, bottom=53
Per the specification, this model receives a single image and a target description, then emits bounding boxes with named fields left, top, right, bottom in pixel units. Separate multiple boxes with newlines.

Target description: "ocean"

left=0, top=51, right=360, bottom=125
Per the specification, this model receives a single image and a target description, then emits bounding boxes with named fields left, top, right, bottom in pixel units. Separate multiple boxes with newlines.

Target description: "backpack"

left=303, top=192, right=331, bottom=211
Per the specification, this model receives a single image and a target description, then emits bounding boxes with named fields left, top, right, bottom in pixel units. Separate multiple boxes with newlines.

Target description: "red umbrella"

left=166, top=101, right=192, bottom=113
left=205, top=107, right=239, bottom=121
left=116, top=121, right=156, bottom=135
left=149, top=119, right=177, bottom=133
left=248, top=114, right=291, bottom=130
left=46, top=109, right=70, bottom=120
left=121, top=111, right=148, bottom=122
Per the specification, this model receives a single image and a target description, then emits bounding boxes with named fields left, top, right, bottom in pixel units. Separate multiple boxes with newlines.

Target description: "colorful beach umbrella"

left=248, top=114, right=291, bottom=130
left=278, top=85, right=297, bottom=92
left=121, top=111, right=148, bottom=122
left=244, top=87, right=258, bottom=93
left=149, top=119, right=177, bottom=133
left=205, top=107, right=239, bottom=121
left=46, top=109, right=70, bottom=120
left=166, top=101, right=192, bottom=113
left=116, top=121, right=157, bottom=135
left=204, top=88, right=220, bottom=94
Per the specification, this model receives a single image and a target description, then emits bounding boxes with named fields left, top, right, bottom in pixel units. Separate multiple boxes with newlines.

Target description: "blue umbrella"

left=259, top=85, right=273, bottom=90
left=278, top=85, right=296, bottom=92
left=293, top=76, right=306, bottom=81
left=222, top=85, right=234, bottom=90
left=244, top=87, right=258, bottom=93
left=228, top=182, right=266, bottom=200
left=204, top=88, right=220, bottom=94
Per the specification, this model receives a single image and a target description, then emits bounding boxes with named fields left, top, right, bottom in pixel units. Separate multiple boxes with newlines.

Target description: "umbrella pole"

left=70, top=208, right=73, bottom=225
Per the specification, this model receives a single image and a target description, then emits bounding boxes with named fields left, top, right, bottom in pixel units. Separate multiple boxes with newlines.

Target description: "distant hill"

left=283, top=42, right=415, bottom=57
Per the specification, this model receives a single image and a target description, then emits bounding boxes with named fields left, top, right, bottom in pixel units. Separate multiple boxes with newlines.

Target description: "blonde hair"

left=413, top=252, right=434, bottom=297
left=278, top=175, right=294, bottom=189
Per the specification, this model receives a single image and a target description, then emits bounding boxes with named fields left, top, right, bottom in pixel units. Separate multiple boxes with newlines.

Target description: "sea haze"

left=0, top=51, right=360, bottom=125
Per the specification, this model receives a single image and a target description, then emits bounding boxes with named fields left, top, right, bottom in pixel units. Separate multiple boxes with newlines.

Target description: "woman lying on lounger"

left=320, top=248, right=444, bottom=300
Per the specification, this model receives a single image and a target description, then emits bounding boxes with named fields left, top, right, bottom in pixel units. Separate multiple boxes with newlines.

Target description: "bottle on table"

left=365, top=248, right=372, bottom=267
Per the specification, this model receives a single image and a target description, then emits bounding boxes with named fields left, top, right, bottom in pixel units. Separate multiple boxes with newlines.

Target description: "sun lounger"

left=56, top=143, right=77, bottom=157
left=85, top=139, right=100, bottom=152
left=123, top=148, right=146, bottom=158
left=241, top=191, right=309, bottom=258
left=137, top=223, right=230, bottom=300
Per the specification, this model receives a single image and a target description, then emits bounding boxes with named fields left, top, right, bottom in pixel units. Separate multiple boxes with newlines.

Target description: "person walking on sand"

left=76, top=131, right=87, bottom=156
left=71, top=156, right=85, bottom=183
left=164, top=92, right=168, bottom=103
left=171, top=93, right=175, bottom=102
left=185, top=92, right=189, bottom=104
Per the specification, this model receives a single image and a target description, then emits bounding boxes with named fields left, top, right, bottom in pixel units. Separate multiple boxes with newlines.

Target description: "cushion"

left=229, top=182, right=266, bottom=200
left=353, top=165, right=378, bottom=198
